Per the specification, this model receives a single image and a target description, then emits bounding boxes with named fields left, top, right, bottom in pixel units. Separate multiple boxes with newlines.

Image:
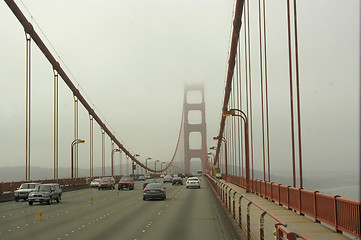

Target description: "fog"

left=0, top=0, right=359, bottom=193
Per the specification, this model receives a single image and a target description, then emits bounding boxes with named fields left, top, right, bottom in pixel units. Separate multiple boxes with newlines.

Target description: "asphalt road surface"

left=0, top=177, right=242, bottom=240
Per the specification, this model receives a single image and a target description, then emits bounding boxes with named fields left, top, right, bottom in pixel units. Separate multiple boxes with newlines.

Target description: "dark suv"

left=28, top=184, right=62, bottom=205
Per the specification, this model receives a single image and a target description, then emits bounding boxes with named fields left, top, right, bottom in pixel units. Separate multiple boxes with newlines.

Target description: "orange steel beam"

left=214, top=0, right=245, bottom=165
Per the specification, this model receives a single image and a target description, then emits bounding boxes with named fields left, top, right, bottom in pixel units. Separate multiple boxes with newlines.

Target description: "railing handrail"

left=225, top=174, right=361, bottom=239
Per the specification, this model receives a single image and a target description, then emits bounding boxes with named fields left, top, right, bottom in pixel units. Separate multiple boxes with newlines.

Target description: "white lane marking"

left=17, top=226, right=20, bottom=229
left=142, top=230, right=146, bottom=233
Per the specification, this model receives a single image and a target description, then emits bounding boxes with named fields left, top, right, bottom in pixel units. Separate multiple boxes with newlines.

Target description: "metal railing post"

left=225, top=186, right=229, bottom=206
left=228, top=187, right=232, bottom=213
left=239, top=196, right=243, bottom=228
left=247, top=201, right=253, bottom=240
left=233, top=192, right=237, bottom=219
left=260, top=211, right=267, bottom=240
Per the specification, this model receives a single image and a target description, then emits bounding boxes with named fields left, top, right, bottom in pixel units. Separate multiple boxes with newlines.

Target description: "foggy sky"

left=0, top=0, right=359, bottom=182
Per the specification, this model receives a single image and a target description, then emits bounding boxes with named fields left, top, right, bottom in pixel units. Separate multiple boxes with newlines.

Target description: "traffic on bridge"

left=0, top=0, right=359, bottom=240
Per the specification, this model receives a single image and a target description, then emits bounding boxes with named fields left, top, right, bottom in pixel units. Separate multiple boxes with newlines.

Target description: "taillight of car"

left=197, top=181, right=200, bottom=184
left=143, top=190, right=147, bottom=193
left=187, top=181, right=189, bottom=184
left=159, top=189, right=163, bottom=192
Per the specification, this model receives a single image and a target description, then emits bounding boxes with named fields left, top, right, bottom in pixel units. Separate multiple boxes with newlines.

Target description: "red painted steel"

left=336, top=197, right=361, bottom=238
left=299, top=189, right=315, bottom=217
left=279, top=185, right=289, bottom=206
left=265, top=181, right=272, bottom=199
left=225, top=175, right=361, bottom=239
left=315, top=193, right=338, bottom=227
left=288, top=187, right=300, bottom=211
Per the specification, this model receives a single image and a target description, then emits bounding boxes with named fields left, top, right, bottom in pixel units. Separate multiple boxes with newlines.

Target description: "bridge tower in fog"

left=183, top=83, right=208, bottom=174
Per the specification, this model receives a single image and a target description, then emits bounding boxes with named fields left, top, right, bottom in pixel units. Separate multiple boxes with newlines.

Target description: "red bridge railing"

left=226, top=174, right=360, bottom=239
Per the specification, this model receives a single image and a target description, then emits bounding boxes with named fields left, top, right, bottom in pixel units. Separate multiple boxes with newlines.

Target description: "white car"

left=186, top=177, right=200, bottom=189
left=90, top=178, right=101, bottom=188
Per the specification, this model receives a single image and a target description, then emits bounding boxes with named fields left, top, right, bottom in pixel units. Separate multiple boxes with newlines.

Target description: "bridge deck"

left=218, top=179, right=350, bottom=240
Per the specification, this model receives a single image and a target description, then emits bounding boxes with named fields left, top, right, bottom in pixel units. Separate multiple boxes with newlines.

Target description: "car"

left=14, top=182, right=40, bottom=202
left=143, top=179, right=157, bottom=189
left=172, top=177, right=183, bottom=185
left=144, top=174, right=151, bottom=179
left=138, top=175, right=146, bottom=181
left=160, top=174, right=165, bottom=178
left=28, top=183, right=62, bottom=205
left=215, top=169, right=222, bottom=179
left=186, top=177, right=200, bottom=189
left=90, top=178, right=101, bottom=188
left=98, top=177, right=115, bottom=190
left=118, top=177, right=134, bottom=190
left=163, top=175, right=173, bottom=183
left=143, top=183, right=166, bottom=201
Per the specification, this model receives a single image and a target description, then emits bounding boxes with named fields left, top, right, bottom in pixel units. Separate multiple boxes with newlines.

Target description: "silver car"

left=14, top=183, right=40, bottom=202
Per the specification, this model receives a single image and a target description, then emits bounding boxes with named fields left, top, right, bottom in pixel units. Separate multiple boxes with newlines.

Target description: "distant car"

left=14, top=183, right=40, bottom=202
left=28, top=183, right=62, bottom=205
left=163, top=175, right=173, bottom=183
left=90, top=178, right=101, bottom=188
left=215, top=170, right=222, bottom=179
left=138, top=176, right=146, bottom=181
left=143, top=183, right=166, bottom=201
left=186, top=177, right=200, bottom=189
left=160, top=174, right=165, bottom=178
left=98, top=177, right=115, bottom=190
left=172, top=177, right=183, bottom=185
left=118, top=177, right=134, bottom=190
left=144, top=174, right=151, bottom=179
left=143, top=179, right=157, bottom=189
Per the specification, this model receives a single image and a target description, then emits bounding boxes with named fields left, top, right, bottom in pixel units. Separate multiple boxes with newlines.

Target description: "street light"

left=111, top=149, right=121, bottom=177
left=223, top=108, right=250, bottom=192
left=71, top=139, right=85, bottom=178
left=132, top=154, right=140, bottom=176
left=145, top=157, right=152, bottom=174
left=213, top=136, right=228, bottom=182
left=154, top=160, right=160, bottom=172
left=160, top=161, right=166, bottom=174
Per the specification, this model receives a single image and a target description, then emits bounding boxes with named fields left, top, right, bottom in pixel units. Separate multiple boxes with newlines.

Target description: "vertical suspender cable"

left=102, top=129, right=105, bottom=176
left=258, top=0, right=266, bottom=181
left=74, top=96, right=79, bottom=178
left=287, top=0, right=296, bottom=188
left=25, top=33, right=31, bottom=181
left=246, top=0, right=254, bottom=182
left=53, top=70, right=59, bottom=179
left=263, top=0, right=271, bottom=182
left=293, top=0, right=303, bottom=189
left=89, top=115, right=93, bottom=177
left=237, top=41, right=244, bottom=180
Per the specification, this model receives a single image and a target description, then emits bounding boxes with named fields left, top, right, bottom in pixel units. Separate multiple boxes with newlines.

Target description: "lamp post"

left=132, top=154, right=140, bottom=176
left=161, top=161, right=166, bottom=174
left=213, top=136, right=228, bottom=182
left=154, top=160, right=160, bottom=173
left=223, top=109, right=250, bottom=192
left=145, top=157, right=152, bottom=174
left=71, top=139, right=85, bottom=178
left=111, top=149, right=121, bottom=177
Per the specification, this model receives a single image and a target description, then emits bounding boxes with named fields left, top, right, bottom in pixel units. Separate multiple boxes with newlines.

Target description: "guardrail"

left=223, top=174, right=360, bottom=239
left=205, top=174, right=310, bottom=240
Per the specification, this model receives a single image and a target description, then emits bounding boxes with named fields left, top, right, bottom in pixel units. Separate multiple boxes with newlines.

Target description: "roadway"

left=0, top=177, right=242, bottom=240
